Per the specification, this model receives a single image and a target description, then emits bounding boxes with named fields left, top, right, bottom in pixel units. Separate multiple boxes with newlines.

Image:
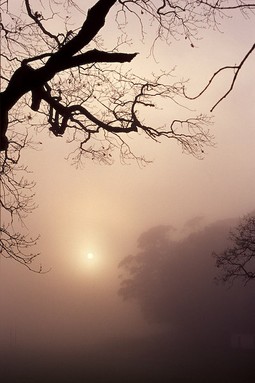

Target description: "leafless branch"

left=0, top=0, right=254, bottom=269
left=214, top=214, right=255, bottom=285
left=183, top=43, right=255, bottom=112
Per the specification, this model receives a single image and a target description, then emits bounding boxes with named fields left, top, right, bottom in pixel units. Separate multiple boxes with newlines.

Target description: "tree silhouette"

left=214, top=213, right=255, bottom=285
left=118, top=221, right=255, bottom=345
left=0, top=0, right=254, bottom=266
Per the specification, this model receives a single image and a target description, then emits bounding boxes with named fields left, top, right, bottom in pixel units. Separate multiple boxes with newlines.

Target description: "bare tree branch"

left=0, top=0, right=254, bottom=268
left=214, top=214, right=255, bottom=285
left=24, top=0, right=61, bottom=48
left=183, top=43, right=255, bottom=112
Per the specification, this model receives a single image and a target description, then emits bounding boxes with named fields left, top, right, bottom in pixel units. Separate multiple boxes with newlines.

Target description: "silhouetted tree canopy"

left=0, top=0, right=254, bottom=267
left=214, top=213, right=255, bottom=285
left=118, top=220, right=255, bottom=344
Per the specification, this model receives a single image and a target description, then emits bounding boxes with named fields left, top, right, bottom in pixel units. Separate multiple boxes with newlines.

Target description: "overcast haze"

left=0, top=1, right=255, bottom=382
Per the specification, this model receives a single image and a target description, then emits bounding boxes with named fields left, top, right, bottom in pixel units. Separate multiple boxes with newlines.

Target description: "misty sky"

left=0, top=1, right=255, bottom=378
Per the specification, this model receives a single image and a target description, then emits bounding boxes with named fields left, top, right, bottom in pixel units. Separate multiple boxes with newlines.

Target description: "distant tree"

left=214, top=214, right=255, bottom=285
left=118, top=224, right=217, bottom=325
left=0, top=0, right=254, bottom=266
left=118, top=225, right=176, bottom=322
left=118, top=221, right=255, bottom=343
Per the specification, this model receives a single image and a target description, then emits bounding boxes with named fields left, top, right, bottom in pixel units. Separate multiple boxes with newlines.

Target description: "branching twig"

left=183, top=43, right=255, bottom=112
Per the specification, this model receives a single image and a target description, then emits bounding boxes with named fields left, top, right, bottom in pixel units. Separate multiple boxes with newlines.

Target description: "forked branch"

left=183, top=43, right=255, bottom=112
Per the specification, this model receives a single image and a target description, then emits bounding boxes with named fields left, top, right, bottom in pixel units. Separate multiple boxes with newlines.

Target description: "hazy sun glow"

left=87, top=252, right=94, bottom=260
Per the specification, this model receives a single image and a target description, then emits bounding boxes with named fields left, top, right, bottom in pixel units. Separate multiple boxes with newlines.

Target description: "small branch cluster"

left=214, top=214, right=255, bottom=285
left=0, top=225, right=40, bottom=271
left=118, top=0, right=255, bottom=47
left=0, top=129, right=41, bottom=270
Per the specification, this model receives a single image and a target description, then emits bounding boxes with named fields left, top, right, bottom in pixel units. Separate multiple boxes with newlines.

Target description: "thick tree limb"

left=58, top=49, right=138, bottom=71
left=37, top=86, right=138, bottom=136
left=0, top=0, right=135, bottom=151
left=48, top=0, right=117, bottom=62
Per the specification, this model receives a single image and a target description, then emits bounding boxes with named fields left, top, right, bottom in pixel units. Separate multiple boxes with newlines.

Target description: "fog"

left=1, top=216, right=255, bottom=382
left=1, top=2, right=255, bottom=383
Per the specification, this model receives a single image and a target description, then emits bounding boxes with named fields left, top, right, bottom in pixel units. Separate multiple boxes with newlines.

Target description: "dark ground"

left=1, top=335, right=255, bottom=383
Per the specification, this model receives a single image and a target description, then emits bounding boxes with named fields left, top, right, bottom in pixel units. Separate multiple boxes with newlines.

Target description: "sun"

left=87, top=252, right=94, bottom=260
